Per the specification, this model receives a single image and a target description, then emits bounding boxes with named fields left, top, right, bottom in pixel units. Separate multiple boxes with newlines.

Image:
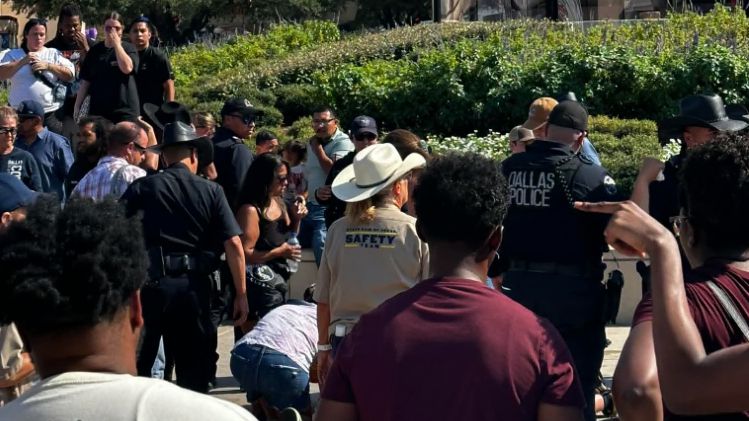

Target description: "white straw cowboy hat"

left=332, top=143, right=426, bottom=203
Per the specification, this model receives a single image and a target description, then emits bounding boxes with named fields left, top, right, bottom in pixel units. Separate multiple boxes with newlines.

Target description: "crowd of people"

left=1, top=4, right=749, bottom=421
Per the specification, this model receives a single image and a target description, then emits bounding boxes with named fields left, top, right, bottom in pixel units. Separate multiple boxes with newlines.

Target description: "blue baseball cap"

left=16, top=100, right=45, bottom=119
left=0, top=173, right=38, bottom=213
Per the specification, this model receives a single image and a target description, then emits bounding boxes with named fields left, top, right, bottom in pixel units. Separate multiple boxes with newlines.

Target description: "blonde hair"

left=0, top=106, right=18, bottom=122
left=192, top=111, right=215, bottom=130
left=345, top=179, right=401, bottom=224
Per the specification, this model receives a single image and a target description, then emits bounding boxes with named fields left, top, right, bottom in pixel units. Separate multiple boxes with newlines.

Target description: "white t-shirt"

left=0, top=47, right=74, bottom=112
left=0, top=371, right=257, bottom=420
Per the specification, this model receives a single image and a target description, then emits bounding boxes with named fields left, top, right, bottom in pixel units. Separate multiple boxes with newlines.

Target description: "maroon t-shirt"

left=322, top=277, right=585, bottom=421
left=633, top=262, right=749, bottom=420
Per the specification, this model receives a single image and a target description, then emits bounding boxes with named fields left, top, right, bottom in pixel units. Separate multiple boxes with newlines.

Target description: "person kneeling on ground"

left=316, top=151, right=585, bottom=421
left=231, top=286, right=318, bottom=420
left=0, top=196, right=256, bottom=420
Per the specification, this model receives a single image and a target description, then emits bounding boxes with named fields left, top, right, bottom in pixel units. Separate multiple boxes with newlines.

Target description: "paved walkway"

left=209, top=325, right=630, bottom=418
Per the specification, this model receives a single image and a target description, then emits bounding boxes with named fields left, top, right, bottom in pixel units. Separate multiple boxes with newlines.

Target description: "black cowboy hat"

left=149, top=122, right=213, bottom=164
left=658, top=94, right=748, bottom=145
left=143, top=101, right=192, bottom=130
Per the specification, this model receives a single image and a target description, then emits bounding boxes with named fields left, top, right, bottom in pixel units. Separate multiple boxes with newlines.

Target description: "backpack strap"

left=706, top=280, right=749, bottom=342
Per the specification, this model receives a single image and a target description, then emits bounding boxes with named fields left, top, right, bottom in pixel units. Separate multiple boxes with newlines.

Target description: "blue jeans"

left=151, top=337, right=166, bottom=379
left=298, top=203, right=326, bottom=266
left=230, top=344, right=310, bottom=411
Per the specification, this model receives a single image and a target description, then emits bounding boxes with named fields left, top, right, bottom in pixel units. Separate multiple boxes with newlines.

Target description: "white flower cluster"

left=425, top=130, right=510, bottom=162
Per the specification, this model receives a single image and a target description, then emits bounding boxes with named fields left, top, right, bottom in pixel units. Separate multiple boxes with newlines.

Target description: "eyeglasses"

left=669, top=215, right=689, bottom=237
left=0, top=127, right=16, bottom=135
left=354, top=133, right=377, bottom=142
left=312, top=118, right=335, bottom=127
left=105, top=24, right=123, bottom=32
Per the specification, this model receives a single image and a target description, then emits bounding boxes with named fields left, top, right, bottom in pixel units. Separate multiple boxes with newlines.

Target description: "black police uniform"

left=212, top=127, right=254, bottom=211
left=498, top=140, right=618, bottom=421
left=122, top=162, right=241, bottom=393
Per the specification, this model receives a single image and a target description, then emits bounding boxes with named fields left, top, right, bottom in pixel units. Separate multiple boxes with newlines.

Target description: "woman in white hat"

left=313, top=143, right=429, bottom=386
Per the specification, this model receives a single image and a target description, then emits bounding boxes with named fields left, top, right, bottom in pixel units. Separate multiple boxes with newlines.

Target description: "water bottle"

left=286, top=232, right=301, bottom=273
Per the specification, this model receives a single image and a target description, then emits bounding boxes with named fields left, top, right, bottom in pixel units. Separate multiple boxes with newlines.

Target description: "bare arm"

left=0, top=55, right=29, bottom=80
left=537, top=402, right=584, bottom=421
left=630, top=158, right=664, bottom=212
left=317, top=400, right=357, bottom=421
left=650, top=240, right=749, bottom=414
left=137, top=117, right=159, bottom=171
left=163, top=79, right=175, bottom=101
left=73, top=80, right=90, bottom=120
left=311, top=138, right=335, bottom=173
left=612, top=321, right=664, bottom=421
left=576, top=200, right=749, bottom=415
left=224, top=235, right=248, bottom=326
left=236, top=204, right=296, bottom=264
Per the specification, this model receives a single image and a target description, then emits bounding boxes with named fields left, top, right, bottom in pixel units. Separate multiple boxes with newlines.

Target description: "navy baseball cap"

left=16, top=100, right=45, bottom=119
left=548, top=101, right=588, bottom=132
left=350, top=115, right=377, bottom=137
left=0, top=173, right=38, bottom=213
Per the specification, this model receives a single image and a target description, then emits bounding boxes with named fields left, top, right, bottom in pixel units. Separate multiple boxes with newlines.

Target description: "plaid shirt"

left=71, top=156, right=146, bottom=201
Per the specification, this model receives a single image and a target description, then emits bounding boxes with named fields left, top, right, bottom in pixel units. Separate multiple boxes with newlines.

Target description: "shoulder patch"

left=603, top=175, right=617, bottom=195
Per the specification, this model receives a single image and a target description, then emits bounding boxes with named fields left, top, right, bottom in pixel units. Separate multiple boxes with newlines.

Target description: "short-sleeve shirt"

left=632, top=262, right=749, bottom=420
left=305, top=129, right=354, bottom=205
left=212, top=127, right=254, bottom=210
left=72, top=155, right=147, bottom=201
left=0, top=147, right=41, bottom=191
left=15, top=129, right=74, bottom=201
left=80, top=41, right=140, bottom=122
left=313, top=204, right=429, bottom=330
left=322, top=277, right=585, bottom=420
left=121, top=162, right=241, bottom=253
left=0, top=371, right=255, bottom=421
left=0, top=47, right=74, bottom=112
left=134, top=46, right=174, bottom=110
left=499, top=140, right=618, bottom=267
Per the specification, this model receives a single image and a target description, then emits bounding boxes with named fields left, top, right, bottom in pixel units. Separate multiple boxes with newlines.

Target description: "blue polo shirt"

left=15, top=128, right=73, bottom=201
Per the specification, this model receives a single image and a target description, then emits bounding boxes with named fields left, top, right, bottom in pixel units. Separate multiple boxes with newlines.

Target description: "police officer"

left=212, top=98, right=258, bottom=211
left=498, top=100, right=618, bottom=421
left=122, top=122, right=249, bottom=393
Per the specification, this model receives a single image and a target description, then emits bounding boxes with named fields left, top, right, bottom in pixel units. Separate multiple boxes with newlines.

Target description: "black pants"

left=44, top=109, right=64, bottom=136
left=137, top=274, right=214, bottom=393
left=503, top=270, right=606, bottom=421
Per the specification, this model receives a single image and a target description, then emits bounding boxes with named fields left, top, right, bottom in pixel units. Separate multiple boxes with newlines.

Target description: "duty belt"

left=508, top=259, right=601, bottom=278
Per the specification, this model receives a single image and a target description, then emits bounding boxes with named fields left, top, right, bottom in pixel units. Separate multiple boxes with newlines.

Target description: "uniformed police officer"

left=122, top=122, right=249, bottom=393
left=498, top=101, right=618, bottom=421
left=212, top=98, right=258, bottom=211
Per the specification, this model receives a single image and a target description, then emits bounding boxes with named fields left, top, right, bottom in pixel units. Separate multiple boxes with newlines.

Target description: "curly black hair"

left=413, top=151, right=508, bottom=248
left=681, top=133, right=749, bottom=251
left=0, top=197, right=148, bottom=334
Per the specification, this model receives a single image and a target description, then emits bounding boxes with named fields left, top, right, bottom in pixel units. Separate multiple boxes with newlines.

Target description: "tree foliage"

left=12, top=0, right=345, bottom=45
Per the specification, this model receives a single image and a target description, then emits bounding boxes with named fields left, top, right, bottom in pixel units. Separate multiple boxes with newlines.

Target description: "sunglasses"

left=229, top=114, right=254, bottom=125
left=354, top=133, right=377, bottom=142
left=0, top=127, right=16, bottom=135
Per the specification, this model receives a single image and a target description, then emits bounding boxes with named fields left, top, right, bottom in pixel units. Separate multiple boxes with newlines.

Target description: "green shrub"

left=287, top=116, right=315, bottom=140
left=273, top=84, right=322, bottom=125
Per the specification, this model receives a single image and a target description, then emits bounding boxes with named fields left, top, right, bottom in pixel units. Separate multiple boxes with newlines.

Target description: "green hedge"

left=172, top=7, right=749, bottom=138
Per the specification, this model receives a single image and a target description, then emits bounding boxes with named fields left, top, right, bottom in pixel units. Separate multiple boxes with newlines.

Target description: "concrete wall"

left=289, top=249, right=644, bottom=326
left=0, top=2, right=59, bottom=48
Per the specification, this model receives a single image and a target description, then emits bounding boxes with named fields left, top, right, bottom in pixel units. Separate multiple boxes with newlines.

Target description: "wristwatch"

left=317, top=343, right=332, bottom=352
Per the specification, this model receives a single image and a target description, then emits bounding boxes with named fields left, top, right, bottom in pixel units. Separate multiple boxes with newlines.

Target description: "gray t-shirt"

left=304, top=129, right=354, bottom=205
